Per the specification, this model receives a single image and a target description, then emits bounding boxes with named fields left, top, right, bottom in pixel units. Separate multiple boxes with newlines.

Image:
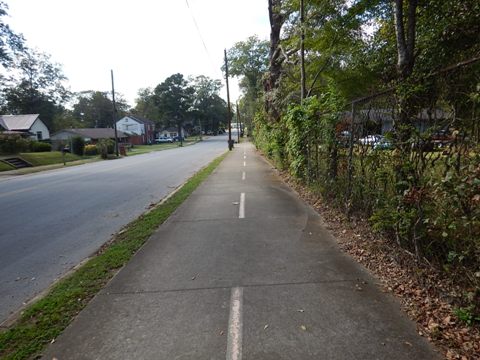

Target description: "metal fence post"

left=346, top=101, right=356, bottom=215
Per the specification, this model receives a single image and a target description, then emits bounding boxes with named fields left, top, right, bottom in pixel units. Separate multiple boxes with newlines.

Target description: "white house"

left=0, top=114, right=50, bottom=140
left=158, top=126, right=188, bottom=139
left=116, top=115, right=155, bottom=145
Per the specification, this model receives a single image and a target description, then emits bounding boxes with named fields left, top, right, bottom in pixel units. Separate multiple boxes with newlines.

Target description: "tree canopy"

left=132, top=73, right=227, bottom=134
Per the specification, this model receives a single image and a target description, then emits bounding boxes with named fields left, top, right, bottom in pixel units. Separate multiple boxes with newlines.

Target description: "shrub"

left=71, top=136, right=85, bottom=156
left=0, top=134, right=31, bottom=154
left=84, top=144, right=98, bottom=156
left=96, top=139, right=115, bottom=159
left=30, top=141, right=52, bottom=152
left=106, top=139, right=115, bottom=154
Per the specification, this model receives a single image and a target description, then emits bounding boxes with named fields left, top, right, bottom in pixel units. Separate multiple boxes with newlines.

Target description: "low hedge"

left=0, top=134, right=30, bottom=154
left=30, top=142, right=52, bottom=152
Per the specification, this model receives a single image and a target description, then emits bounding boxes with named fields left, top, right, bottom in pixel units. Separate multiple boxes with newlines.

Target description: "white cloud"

left=6, top=0, right=270, bottom=106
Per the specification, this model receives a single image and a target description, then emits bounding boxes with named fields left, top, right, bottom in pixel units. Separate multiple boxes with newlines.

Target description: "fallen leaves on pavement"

left=276, top=168, right=480, bottom=360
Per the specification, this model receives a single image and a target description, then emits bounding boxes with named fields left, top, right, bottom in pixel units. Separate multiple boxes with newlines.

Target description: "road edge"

left=0, top=151, right=228, bottom=360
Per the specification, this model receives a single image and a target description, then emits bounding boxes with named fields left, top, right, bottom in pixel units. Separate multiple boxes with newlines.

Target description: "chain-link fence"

left=300, top=58, right=480, bottom=267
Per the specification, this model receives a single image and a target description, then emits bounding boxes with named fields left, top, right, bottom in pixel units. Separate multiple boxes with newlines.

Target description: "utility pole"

left=236, top=103, right=241, bottom=142
left=300, top=0, right=306, bottom=103
left=111, top=70, right=119, bottom=157
left=198, top=117, right=203, bottom=141
left=224, top=49, right=233, bottom=150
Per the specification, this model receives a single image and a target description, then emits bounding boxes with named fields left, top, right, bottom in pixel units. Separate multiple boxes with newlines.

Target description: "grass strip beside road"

left=0, top=161, right=14, bottom=171
left=19, top=152, right=86, bottom=166
left=127, top=138, right=201, bottom=156
left=0, top=152, right=227, bottom=360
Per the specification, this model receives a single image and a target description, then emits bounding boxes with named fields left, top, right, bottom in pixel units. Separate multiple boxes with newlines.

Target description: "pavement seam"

left=101, top=278, right=366, bottom=296
left=170, top=215, right=310, bottom=224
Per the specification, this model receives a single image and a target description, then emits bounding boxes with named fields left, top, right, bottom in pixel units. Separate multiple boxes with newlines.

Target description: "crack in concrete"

left=101, top=278, right=368, bottom=297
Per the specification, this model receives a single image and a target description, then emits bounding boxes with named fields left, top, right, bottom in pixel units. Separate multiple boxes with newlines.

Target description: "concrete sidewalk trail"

left=43, top=141, right=440, bottom=360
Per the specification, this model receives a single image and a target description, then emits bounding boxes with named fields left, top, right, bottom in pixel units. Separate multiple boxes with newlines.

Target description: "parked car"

left=431, top=129, right=452, bottom=148
left=337, top=130, right=351, bottom=147
left=359, top=134, right=383, bottom=146
left=155, top=136, right=173, bottom=143
left=373, top=137, right=393, bottom=150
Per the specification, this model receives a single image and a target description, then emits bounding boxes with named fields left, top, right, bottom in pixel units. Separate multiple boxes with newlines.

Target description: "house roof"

left=0, top=114, right=41, bottom=131
left=161, top=127, right=181, bottom=132
left=0, top=130, right=34, bottom=137
left=125, top=115, right=155, bottom=125
left=53, top=128, right=128, bottom=139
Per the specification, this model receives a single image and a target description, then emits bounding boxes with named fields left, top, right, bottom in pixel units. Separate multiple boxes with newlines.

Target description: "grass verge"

left=0, top=152, right=227, bottom=360
left=19, top=152, right=87, bottom=167
left=127, top=138, right=200, bottom=156
left=0, top=161, right=14, bottom=171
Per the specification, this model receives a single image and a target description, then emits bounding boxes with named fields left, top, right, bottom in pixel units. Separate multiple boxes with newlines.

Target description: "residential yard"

left=127, top=138, right=200, bottom=156
left=19, top=152, right=87, bottom=166
left=0, top=152, right=98, bottom=173
left=0, top=161, right=14, bottom=171
left=0, top=138, right=202, bottom=173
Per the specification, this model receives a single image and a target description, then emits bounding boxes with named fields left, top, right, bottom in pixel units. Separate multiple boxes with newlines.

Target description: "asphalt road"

left=0, top=136, right=228, bottom=324
left=44, top=142, right=439, bottom=359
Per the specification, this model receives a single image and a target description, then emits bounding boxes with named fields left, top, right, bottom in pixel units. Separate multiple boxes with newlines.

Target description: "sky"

left=5, top=0, right=270, bottom=107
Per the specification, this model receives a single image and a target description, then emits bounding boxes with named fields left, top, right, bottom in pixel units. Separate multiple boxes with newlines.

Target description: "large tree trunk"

left=264, top=0, right=285, bottom=122
left=393, top=0, right=417, bottom=80
left=393, top=0, right=418, bottom=146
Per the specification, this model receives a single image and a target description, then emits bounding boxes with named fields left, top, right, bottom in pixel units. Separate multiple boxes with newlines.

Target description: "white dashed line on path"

left=239, top=193, right=245, bottom=219
left=226, top=287, right=243, bottom=360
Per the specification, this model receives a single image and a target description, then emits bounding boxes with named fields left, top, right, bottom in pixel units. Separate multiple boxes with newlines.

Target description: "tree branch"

left=306, top=58, right=331, bottom=98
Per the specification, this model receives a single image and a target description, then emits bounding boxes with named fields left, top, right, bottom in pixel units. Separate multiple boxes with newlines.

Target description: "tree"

left=51, top=110, right=84, bottom=132
left=393, top=0, right=418, bottom=81
left=191, top=75, right=226, bottom=133
left=226, top=36, right=269, bottom=126
left=1, top=49, right=70, bottom=129
left=71, top=90, right=128, bottom=128
left=0, top=2, right=25, bottom=70
left=132, top=87, right=161, bottom=122
left=227, top=36, right=269, bottom=99
left=154, top=73, right=194, bottom=143
left=265, top=0, right=290, bottom=121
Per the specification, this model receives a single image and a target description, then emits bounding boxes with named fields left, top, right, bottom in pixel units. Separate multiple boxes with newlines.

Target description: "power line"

left=184, top=0, right=219, bottom=76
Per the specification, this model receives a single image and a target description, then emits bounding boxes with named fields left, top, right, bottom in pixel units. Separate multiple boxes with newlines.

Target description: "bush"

left=0, top=134, right=31, bottom=154
left=106, top=140, right=115, bottom=154
left=30, top=141, right=52, bottom=152
left=71, top=136, right=85, bottom=156
left=84, top=144, right=98, bottom=156
left=96, top=139, right=115, bottom=159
